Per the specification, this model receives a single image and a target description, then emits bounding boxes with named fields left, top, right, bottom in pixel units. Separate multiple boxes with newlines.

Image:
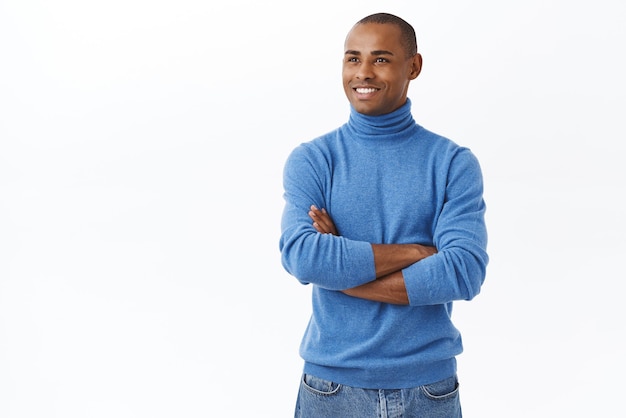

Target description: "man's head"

left=343, top=13, right=422, bottom=116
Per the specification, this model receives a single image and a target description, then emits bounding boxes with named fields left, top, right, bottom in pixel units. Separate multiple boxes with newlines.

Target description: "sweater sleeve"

left=279, top=143, right=375, bottom=290
left=403, top=148, right=489, bottom=306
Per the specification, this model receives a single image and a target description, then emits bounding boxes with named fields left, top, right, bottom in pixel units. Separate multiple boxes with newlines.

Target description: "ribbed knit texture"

left=280, top=99, right=488, bottom=389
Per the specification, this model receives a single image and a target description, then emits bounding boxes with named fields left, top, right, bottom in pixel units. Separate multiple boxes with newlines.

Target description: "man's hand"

left=309, top=205, right=338, bottom=236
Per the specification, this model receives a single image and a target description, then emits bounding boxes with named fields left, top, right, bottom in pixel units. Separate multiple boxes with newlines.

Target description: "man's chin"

left=349, top=100, right=382, bottom=116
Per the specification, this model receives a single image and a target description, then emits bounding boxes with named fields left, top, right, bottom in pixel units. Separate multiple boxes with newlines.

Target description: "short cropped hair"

left=356, top=13, right=418, bottom=58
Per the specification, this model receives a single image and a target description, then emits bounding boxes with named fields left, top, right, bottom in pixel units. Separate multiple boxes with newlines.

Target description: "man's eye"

left=375, top=58, right=388, bottom=63
left=347, top=57, right=359, bottom=63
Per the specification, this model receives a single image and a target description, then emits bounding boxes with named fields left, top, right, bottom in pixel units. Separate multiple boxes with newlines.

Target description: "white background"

left=1, top=1, right=625, bottom=417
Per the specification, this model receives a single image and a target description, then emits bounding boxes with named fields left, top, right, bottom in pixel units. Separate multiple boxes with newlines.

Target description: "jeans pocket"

left=421, top=375, right=460, bottom=400
left=302, top=373, right=341, bottom=396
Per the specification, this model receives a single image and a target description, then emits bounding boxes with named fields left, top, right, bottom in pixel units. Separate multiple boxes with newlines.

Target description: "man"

left=279, top=12, right=488, bottom=417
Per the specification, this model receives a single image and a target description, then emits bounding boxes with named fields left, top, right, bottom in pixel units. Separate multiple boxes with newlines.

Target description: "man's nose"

left=355, top=62, right=375, bottom=80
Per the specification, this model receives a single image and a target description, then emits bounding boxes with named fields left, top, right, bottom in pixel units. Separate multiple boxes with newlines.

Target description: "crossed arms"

left=308, top=205, right=437, bottom=305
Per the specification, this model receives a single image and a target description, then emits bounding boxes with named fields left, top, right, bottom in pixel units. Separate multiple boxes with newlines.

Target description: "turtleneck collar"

left=345, top=98, right=419, bottom=145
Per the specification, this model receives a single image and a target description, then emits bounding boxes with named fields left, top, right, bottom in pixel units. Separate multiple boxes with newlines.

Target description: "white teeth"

left=355, top=88, right=377, bottom=94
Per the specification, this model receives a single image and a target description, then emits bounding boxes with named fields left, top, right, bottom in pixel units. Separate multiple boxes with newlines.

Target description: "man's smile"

left=354, top=87, right=379, bottom=94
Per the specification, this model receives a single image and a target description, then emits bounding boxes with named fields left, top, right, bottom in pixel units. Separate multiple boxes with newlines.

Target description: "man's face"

left=342, top=23, right=421, bottom=116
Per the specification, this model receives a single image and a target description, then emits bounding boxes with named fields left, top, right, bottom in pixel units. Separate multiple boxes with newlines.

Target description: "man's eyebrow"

left=371, top=50, right=394, bottom=56
left=344, top=50, right=395, bottom=56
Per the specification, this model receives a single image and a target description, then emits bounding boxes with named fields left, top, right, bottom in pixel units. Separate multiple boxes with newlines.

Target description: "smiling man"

left=343, top=20, right=422, bottom=116
left=279, top=13, right=489, bottom=418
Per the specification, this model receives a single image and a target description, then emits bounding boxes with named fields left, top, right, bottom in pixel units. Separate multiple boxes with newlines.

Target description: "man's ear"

left=409, top=53, right=422, bottom=80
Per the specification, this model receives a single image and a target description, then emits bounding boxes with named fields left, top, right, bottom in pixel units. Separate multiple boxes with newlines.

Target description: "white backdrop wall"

left=1, top=1, right=625, bottom=417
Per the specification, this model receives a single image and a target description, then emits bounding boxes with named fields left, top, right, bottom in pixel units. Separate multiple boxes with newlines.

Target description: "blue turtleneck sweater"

left=279, top=99, right=488, bottom=389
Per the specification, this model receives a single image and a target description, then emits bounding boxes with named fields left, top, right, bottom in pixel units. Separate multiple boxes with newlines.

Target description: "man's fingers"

left=309, top=205, right=338, bottom=235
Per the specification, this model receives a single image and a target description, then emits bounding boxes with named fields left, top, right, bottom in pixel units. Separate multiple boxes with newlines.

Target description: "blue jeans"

left=294, top=373, right=462, bottom=418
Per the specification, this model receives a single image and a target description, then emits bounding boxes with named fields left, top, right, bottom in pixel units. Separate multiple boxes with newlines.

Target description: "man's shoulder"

left=412, top=125, right=482, bottom=170
left=414, top=125, right=463, bottom=151
left=294, top=126, right=344, bottom=152
left=415, top=124, right=452, bottom=143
